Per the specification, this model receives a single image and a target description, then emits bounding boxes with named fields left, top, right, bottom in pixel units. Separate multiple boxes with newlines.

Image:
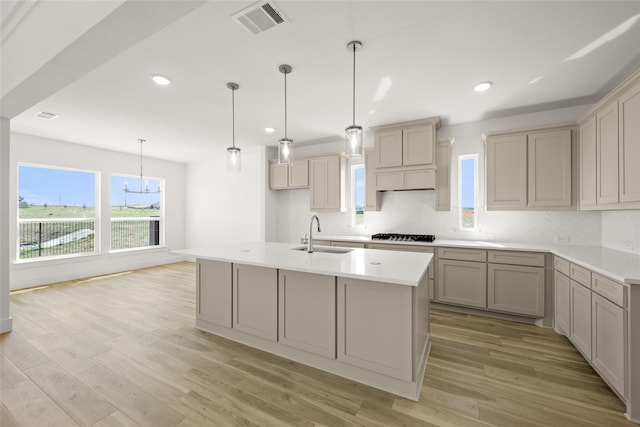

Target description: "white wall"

left=270, top=106, right=606, bottom=247
left=9, top=132, right=185, bottom=290
left=184, top=145, right=266, bottom=248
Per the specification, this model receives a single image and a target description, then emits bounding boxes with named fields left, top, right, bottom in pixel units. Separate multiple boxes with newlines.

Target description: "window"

left=110, top=175, right=163, bottom=251
left=352, top=164, right=365, bottom=226
left=18, top=165, right=97, bottom=260
left=458, top=154, right=478, bottom=231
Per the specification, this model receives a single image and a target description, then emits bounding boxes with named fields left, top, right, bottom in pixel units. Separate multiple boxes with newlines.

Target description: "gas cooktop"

left=371, top=233, right=435, bottom=242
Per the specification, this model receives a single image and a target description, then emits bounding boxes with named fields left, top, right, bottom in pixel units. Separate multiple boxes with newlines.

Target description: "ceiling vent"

left=232, top=1, right=288, bottom=35
left=34, top=111, right=58, bottom=120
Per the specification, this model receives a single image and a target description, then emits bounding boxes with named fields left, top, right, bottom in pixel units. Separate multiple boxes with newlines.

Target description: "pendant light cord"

left=231, top=87, right=236, bottom=149
left=284, top=71, right=288, bottom=140
left=352, top=42, right=356, bottom=126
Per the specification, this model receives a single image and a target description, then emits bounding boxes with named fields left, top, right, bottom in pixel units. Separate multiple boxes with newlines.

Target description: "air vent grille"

left=34, top=111, right=58, bottom=120
left=232, top=1, right=288, bottom=35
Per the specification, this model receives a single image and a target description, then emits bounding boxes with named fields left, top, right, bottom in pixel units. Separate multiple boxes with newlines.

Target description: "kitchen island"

left=174, top=242, right=433, bottom=400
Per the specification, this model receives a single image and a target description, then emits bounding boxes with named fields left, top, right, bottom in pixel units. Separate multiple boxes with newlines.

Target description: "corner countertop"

left=172, top=242, right=432, bottom=287
left=312, top=235, right=640, bottom=285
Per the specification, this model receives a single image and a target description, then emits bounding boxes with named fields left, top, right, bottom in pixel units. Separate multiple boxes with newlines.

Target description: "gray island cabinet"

left=176, top=242, right=432, bottom=400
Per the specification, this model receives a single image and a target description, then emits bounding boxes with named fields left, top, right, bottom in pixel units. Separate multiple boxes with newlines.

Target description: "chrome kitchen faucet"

left=307, top=215, right=321, bottom=253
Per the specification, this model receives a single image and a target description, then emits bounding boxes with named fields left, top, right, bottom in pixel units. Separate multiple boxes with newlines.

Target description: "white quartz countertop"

left=173, top=242, right=432, bottom=286
left=313, top=235, right=640, bottom=285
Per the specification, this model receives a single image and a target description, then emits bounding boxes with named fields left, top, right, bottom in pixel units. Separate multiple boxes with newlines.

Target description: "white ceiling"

left=5, top=1, right=640, bottom=163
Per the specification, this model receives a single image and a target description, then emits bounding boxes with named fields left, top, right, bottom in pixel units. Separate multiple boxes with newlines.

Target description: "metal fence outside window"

left=19, top=219, right=96, bottom=259
left=110, top=217, right=160, bottom=250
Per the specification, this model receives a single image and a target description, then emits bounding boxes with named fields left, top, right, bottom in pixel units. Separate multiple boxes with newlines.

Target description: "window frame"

left=109, top=173, right=165, bottom=252
left=16, top=163, right=100, bottom=262
left=458, top=154, right=479, bottom=232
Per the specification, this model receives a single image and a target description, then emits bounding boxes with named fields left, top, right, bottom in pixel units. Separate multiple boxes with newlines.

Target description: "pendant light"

left=345, top=40, right=363, bottom=159
left=226, top=82, right=241, bottom=172
left=124, top=139, right=161, bottom=194
left=278, top=64, right=293, bottom=166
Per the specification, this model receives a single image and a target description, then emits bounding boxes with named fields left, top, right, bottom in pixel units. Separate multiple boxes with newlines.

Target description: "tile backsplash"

left=602, top=210, right=640, bottom=255
left=276, top=189, right=603, bottom=247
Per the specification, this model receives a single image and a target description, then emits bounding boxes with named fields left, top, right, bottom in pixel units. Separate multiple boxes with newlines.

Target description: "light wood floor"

left=0, top=262, right=634, bottom=427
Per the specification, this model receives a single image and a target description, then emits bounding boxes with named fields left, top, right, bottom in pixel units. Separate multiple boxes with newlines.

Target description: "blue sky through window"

left=460, top=158, right=475, bottom=208
left=19, top=166, right=95, bottom=207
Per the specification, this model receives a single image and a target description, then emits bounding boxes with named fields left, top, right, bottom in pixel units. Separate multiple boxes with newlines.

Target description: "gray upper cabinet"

left=578, top=67, right=640, bottom=210
left=619, top=80, right=640, bottom=203
left=435, top=138, right=452, bottom=211
left=485, top=125, right=575, bottom=211
left=528, top=129, right=572, bottom=208
left=486, top=133, right=527, bottom=210
left=269, top=159, right=309, bottom=190
left=596, top=101, right=619, bottom=205
left=579, top=116, right=597, bottom=207
left=370, top=117, right=441, bottom=192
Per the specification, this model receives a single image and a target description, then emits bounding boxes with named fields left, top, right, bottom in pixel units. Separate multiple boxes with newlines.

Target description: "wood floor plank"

left=0, top=353, right=28, bottom=389
left=25, top=360, right=116, bottom=425
left=93, top=349, right=190, bottom=405
left=3, top=261, right=635, bottom=427
left=76, top=365, right=185, bottom=427
left=26, top=332, right=97, bottom=376
left=0, top=332, right=50, bottom=371
left=1, top=379, right=80, bottom=427
left=93, top=410, right=141, bottom=427
left=0, top=402, right=21, bottom=427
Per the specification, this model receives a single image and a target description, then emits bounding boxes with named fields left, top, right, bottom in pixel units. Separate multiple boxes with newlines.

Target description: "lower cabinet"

left=196, top=260, right=232, bottom=328
left=569, top=280, right=592, bottom=360
left=554, top=269, right=571, bottom=334
left=487, top=263, right=545, bottom=317
left=337, top=277, right=415, bottom=381
left=278, top=270, right=335, bottom=358
left=233, top=264, right=278, bottom=341
left=555, top=255, right=630, bottom=401
left=436, top=258, right=487, bottom=308
left=592, top=293, right=626, bottom=396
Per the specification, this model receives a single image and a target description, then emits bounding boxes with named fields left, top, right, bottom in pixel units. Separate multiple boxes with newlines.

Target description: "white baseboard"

left=0, top=316, right=13, bottom=334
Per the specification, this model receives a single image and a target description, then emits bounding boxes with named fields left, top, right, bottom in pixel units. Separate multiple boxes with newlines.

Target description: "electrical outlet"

left=555, top=236, right=570, bottom=244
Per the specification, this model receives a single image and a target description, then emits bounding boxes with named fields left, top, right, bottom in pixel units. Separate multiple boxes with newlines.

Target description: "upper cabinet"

left=485, top=124, right=575, bottom=211
left=269, top=159, right=309, bottom=190
left=435, top=138, right=453, bottom=211
left=310, top=155, right=346, bottom=212
left=364, top=148, right=381, bottom=211
left=371, top=117, right=441, bottom=192
left=578, top=70, right=640, bottom=210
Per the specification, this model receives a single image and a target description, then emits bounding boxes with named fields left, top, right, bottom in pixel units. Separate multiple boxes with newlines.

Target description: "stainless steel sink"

left=291, top=246, right=353, bottom=254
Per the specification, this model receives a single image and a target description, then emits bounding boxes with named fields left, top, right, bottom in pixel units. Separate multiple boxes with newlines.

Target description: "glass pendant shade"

left=345, top=125, right=363, bottom=159
left=278, top=65, right=293, bottom=166
left=227, top=146, right=241, bottom=172
left=278, top=138, right=293, bottom=165
left=345, top=41, right=363, bottom=159
left=226, top=82, right=241, bottom=172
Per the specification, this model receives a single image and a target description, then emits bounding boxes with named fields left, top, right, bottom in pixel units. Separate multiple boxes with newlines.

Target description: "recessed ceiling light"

left=265, top=127, right=276, bottom=133
left=151, top=74, right=171, bottom=86
left=473, top=81, right=492, bottom=92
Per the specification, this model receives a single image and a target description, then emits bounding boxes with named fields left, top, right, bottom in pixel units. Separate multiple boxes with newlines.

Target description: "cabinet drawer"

left=403, top=169, right=435, bottom=190
left=375, top=171, right=403, bottom=191
left=570, top=263, right=591, bottom=288
left=554, top=256, right=570, bottom=276
left=437, top=247, right=487, bottom=262
left=592, top=273, right=626, bottom=308
left=488, top=250, right=545, bottom=267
